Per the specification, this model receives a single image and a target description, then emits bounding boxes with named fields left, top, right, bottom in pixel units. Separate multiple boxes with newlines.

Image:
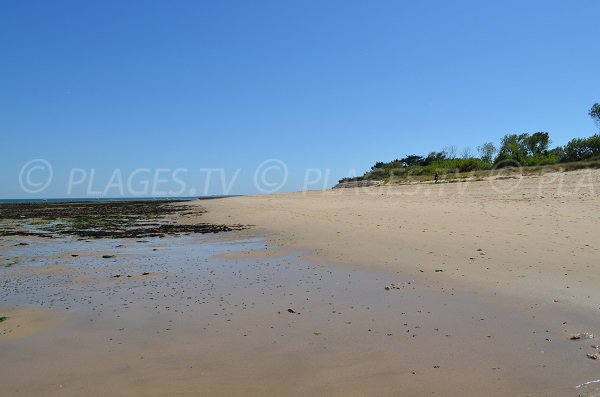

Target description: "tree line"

left=341, top=103, right=600, bottom=182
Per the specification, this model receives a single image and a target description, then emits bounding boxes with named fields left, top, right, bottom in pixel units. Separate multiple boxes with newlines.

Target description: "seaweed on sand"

left=0, top=200, right=250, bottom=239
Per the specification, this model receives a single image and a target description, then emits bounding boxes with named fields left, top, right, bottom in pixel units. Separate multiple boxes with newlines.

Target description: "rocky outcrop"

left=332, top=180, right=383, bottom=189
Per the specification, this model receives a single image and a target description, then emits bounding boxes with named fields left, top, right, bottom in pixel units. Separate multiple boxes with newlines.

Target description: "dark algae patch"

left=0, top=200, right=249, bottom=239
left=0, top=316, right=7, bottom=323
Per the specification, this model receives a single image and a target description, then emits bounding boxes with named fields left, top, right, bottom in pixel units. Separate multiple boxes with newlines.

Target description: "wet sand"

left=1, top=235, right=599, bottom=396
left=1, top=170, right=600, bottom=396
left=0, top=306, right=63, bottom=342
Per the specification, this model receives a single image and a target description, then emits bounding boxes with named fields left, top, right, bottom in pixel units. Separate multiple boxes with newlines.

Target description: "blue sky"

left=1, top=0, right=599, bottom=198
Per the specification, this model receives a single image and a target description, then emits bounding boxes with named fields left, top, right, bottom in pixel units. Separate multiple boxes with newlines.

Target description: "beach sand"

left=0, top=306, right=63, bottom=342
left=1, top=169, right=599, bottom=396
left=196, top=169, right=600, bottom=310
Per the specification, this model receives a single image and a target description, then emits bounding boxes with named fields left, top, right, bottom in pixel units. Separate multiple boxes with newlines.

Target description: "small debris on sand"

left=384, top=283, right=405, bottom=290
left=570, top=332, right=595, bottom=340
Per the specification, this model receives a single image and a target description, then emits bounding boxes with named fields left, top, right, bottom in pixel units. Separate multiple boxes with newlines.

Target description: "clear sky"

left=1, top=0, right=599, bottom=198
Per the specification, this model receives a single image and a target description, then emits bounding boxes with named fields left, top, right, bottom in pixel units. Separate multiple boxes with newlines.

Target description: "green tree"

left=547, top=146, right=566, bottom=162
left=477, top=142, right=496, bottom=163
left=401, top=154, right=425, bottom=167
left=564, top=134, right=600, bottom=162
left=495, top=133, right=529, bottom=164
left=423, top=151, right=446, bottom=165
left=526, top=132, right=551, bottom=156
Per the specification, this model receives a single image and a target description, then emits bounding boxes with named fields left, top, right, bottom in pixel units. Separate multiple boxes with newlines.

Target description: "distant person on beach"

left=434, top=173, right=439, bottom=184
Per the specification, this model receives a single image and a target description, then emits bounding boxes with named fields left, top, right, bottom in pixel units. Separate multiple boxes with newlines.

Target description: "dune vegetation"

left=340, top=103, right=600, bottom=184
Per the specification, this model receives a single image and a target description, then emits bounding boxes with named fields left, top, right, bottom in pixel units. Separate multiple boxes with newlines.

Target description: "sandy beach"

left=198, top=169, right=600, bottom=310
left=1, top=170, right=600, bottom=396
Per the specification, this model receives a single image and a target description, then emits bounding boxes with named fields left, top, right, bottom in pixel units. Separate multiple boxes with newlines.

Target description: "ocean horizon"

left=0, top=196, right=239, bottom=204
